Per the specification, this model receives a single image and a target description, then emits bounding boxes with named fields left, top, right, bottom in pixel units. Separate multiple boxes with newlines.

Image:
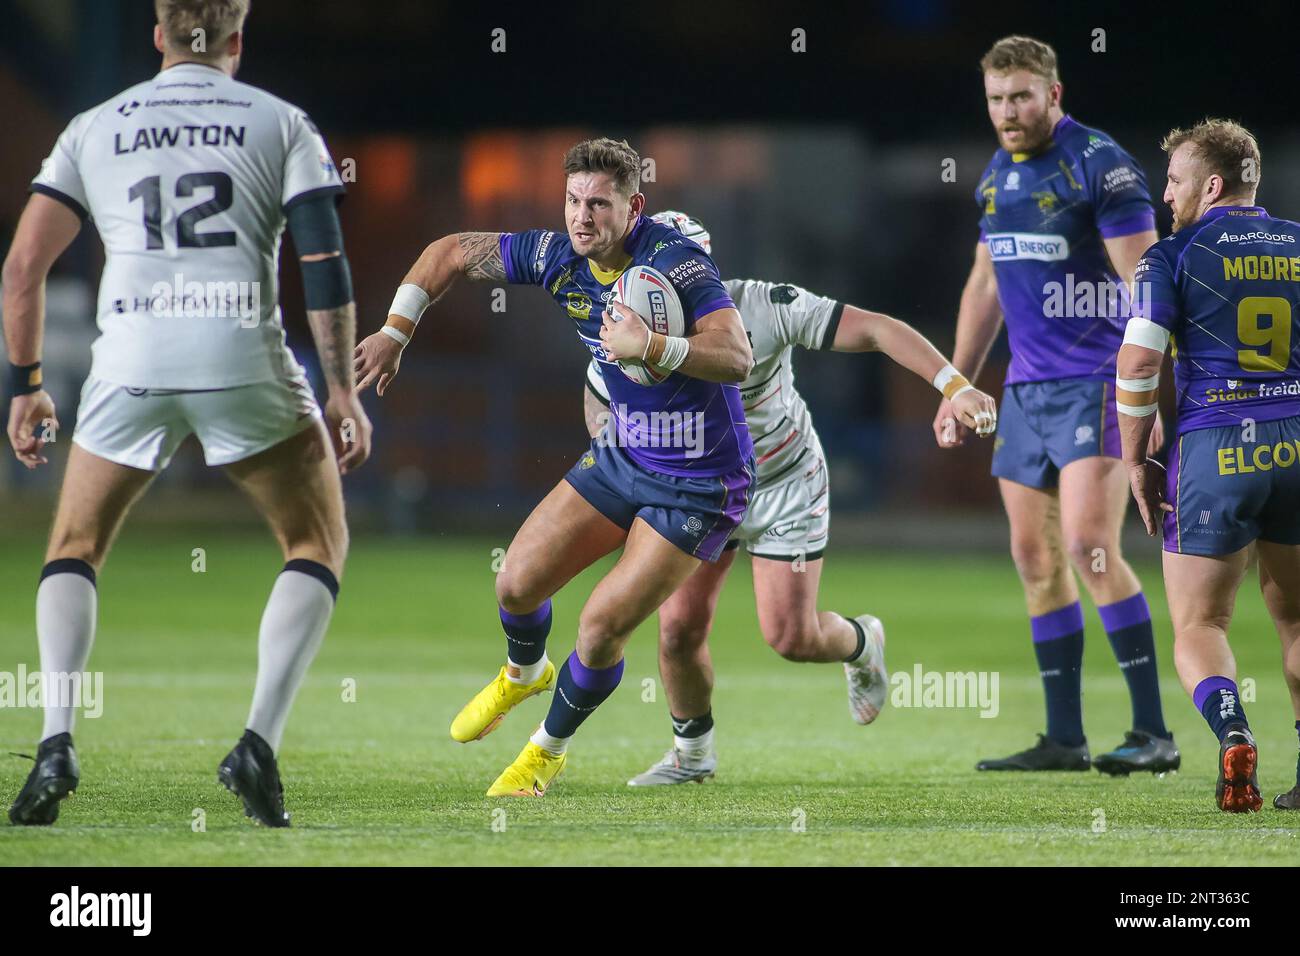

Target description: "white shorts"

left=71, top=373, right=321, bottom=471
left=729, top=454, right=829, bottom=561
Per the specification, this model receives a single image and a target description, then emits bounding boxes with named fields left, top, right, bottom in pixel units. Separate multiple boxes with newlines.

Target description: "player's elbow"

left=1117, top=343, right=1161, bottom=379
left=2, top=247, right=43, bottom=292
left=724, top=327, right=754, bottom=381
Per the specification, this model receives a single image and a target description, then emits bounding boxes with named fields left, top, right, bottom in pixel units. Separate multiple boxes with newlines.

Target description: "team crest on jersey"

left=567, top=292, right=592, bottom=320
left=769, top=284, right=799, bottom=305
left=983, top=186, right=997, bottom=215
left=1033, top=190, right=1058, bottom=214
left=1005, top=170, right=1021, bottom=191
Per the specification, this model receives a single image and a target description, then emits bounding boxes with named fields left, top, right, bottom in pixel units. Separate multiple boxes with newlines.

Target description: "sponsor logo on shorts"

left=682, top=516, right=703, bottom=536
left=1216, top=438, right=1300, bottom=475
left=987, top=232, right=1069, bottom=262
left=578, top=451, right=596, bottom=470
left=1075, top=424, right=1094, bottom=446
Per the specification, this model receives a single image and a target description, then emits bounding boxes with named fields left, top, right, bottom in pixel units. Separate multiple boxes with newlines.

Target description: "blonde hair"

left=980, top=35, right=1059, bottom=85
left=155, top=0, right=249, bottom=58
left=1162, top=118, right=1261, bottom=198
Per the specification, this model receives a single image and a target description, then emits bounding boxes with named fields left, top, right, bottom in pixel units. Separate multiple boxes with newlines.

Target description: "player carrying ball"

left=354, top=139, right=756, bottom=798
left=1119, top=119, right=1300, bottom=812
left=934, top=36, right=1175, bottom=774
left=584, top=212, right=998, bottom=784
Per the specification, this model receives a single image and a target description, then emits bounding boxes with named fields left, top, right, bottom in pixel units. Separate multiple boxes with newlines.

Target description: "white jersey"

left=31, top=62, right=344, bottom=389
left=588, top=277, right=842, bottom=488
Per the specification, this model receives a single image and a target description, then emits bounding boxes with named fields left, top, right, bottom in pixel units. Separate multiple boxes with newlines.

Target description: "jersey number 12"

left=127, top=172, right=236, bottom=250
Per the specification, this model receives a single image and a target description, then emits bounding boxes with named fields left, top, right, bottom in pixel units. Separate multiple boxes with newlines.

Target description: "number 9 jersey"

left=1134, top=205, right=1300, bottom=434
left=30, top=62, right=345, bottom=390
left=1134, top=205, right=1300, bottom=555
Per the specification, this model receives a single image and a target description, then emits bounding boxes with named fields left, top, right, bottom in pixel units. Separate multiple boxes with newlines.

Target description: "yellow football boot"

left=486, top=741, right=567, bottom=798
left=450, top=661, right=556, bottom=743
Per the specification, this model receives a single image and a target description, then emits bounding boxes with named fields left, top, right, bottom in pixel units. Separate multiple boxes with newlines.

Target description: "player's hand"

left=599, top=303, right=651, bottom=363
left=354, top=330, right=403, bottom=396
left=1127, top=457, right=1173, bottom=537
left=950, top=388, right=998, bottom=438
left=324, top=388, right=373, bottom=475
left=1147, top=409, right=1165, bottom=456
left=933, top=399, right=970, bottom=448
left=6, top=390, right=58, bottom=469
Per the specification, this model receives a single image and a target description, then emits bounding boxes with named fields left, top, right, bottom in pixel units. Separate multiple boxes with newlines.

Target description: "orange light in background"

left=360, top=137, right=416, bottom=204
left=463, top=133, right=529, bottom=211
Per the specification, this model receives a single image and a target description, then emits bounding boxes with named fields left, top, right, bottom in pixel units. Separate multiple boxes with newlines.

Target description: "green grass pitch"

left=1, top=530, right=1298, bottom=866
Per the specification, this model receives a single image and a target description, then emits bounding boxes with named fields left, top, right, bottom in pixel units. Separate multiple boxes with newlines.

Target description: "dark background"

left=2, top=0, right=1297, bottom=536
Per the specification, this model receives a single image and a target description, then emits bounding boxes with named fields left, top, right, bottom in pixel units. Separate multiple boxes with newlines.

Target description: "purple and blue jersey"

left=1134, top=205, right=1300, bottom=435
left=500, top=215, right=752, bottom=477
left=977, top=114, right=1155, bottom=384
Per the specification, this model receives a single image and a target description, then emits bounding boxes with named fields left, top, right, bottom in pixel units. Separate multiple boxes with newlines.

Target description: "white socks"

left=675, top=727, right=714, bottom=759
left=530, top=724, right=569, bottom=755
left=508, top=653, right=549, bottom=685
left=245, top=563, right=337, bottom=753
left=36, top=563, right=98, bottom=741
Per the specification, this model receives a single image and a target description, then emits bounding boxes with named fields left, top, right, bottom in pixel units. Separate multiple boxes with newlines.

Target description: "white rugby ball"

left=610, top=265, right=685, bottom=386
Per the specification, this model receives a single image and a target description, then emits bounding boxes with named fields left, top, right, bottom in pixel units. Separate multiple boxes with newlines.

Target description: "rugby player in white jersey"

left=584, top=213, right=998, bottom=783
left=4, top=0, right=370, bottom=827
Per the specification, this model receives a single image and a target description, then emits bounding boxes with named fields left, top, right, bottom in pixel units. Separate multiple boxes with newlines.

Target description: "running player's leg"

left=545, top=518, right=703, bottom=736
left=8, top=445, right=156, bottom=826
left=1257, top=542, right=1300, bottom=808
left=658, top=547, right=734, bottom=719
left=451, top=478, right=627, bottom=743
left=627, top=546, right=735, bottom=785
left=977, top=477, right=1090, bottom=770
left=1164, top=546, right=1260, bottom=810
left=1059, top=455, right=1173, bottom=769
left=489, top=517, right=706, bottom=797
left=751, top=555, right=887, bottom=724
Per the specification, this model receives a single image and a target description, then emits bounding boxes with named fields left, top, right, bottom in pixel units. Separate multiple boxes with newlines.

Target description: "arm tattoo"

left=307, top=302, right=356, bottom=390
left=458, top=232, right=507, bottom=282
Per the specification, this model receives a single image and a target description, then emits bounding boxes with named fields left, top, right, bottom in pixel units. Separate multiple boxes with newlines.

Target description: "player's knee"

left=659, top=615, right=710, bottom=658
left=765, top=620, right=821, bottom=662
left=495, top=570, right=546, bottom=616
left=45, top=525, right=108, bottom=569
left=1062, top=535, right=1113, bottom=576
left=1009, top=537, right=1060, bottom=586
left=576, top=608, right=631, bottom=656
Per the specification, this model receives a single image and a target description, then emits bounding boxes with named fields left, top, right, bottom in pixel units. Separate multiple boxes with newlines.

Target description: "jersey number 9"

left=1236, top=296, right=1293, bottom=373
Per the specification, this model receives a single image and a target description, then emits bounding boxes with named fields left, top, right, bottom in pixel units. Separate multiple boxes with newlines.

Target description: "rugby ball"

left=610, top=265, right=685, bottom=386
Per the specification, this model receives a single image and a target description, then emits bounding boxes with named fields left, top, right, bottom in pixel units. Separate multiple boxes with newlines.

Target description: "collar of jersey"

left=1198, top=204, right=1267, bottom=224
left=157, top=61, right=227, bottom=77
left=1010, top=113, right=1074, bottom=163
left=586, top=215, right=646, bottom=284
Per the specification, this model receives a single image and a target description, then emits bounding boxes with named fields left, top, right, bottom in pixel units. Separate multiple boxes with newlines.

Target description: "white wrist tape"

left=380, top=325, right=410, bottom=347
left=1116, top=373, right=1159, bottom=392
left=932, top=364, right=962, bottom=393
left=389, top=283, right=431, bottom=324
left=657, top=335, right=690, bottom=372
left=1122, top=317, right=1170, bottom=353
left=1117, top=400, right=1160, bottom=418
